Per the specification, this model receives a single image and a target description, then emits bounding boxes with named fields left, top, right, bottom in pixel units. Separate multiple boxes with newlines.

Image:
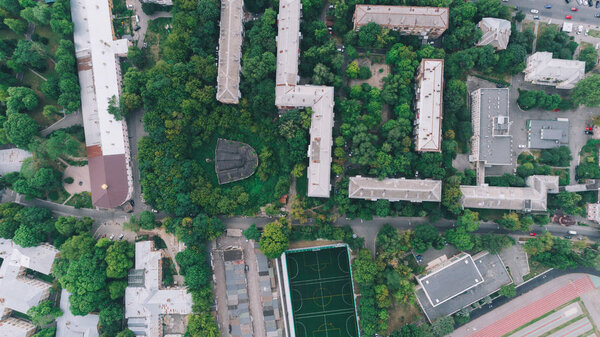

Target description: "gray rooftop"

left=528, top=119, right=569, bottom=149
left=224, top=248, right=253, bottom=337
left=216, top=0, right=243, bottom=104
left=460, top=175, right=559, bottom=211
left=352, top=5, right=449, bottom=38
left=524, top=52, right=585, bottom=90
left=348, top=176, right=442, bottom=202
left=416, top=252, right=512, bottom=322
left=416, top=253, right=483, bottom=307
left=215, top=138, right=259, bottom=184
left=471, top=88, right=512, bottom=166
left=476, top=18, right=511, bottom=50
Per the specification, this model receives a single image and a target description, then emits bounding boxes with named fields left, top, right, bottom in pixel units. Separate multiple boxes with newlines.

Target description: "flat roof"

left=0, top=149, right=32, bottom=175
left=417, top=253, right=484, bottom=307
left=524, top=52, right=585, bottom=90
left=352, top=5, right=449, bottom=33
left=216, top=0, right=243, bottom=104
left=471, top=88, right=512, bottom=166
left=460, top=175, right=559, bottom=211
left=348, top=176, right=442, bottom=202
left=56, top=289, right=99, bottom=337
left=275, top=0, right=333, bottom=198
left=528, top=119, right=569, bottom=149
left=71, top=0, right=133, bottom=208
left=416, top=252, right=512, bottom=322
left=415, top=59, right=443, bottom=152
left=0, top=318, right=35, bottom=337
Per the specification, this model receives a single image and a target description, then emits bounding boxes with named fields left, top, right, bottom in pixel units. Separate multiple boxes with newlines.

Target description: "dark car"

left=596, top=13, right=600, bottom=17
left=597, top=0, right=600, bottom=8
left=565, top=0, right=570, bottom=3
left=496, top=84, right=504, bottom=88
left=590, top=0, right=594, bottom=6
left=134, top=25, right=141, bottom=31
left=564, top=234, right=573, bottom=239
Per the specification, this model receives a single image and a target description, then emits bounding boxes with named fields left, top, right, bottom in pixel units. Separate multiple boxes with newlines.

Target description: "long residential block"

left=71, top=0, right=133, bottom=208
left=352, top=5, right=449, bottom=38
left=460, top=175, right=559, bottom=211
left=216, top=0, right=243, bottom=104
left=349, top=176, right=442, bottom=202
left=415, top=59, right=443, bottom=152
left=275, top=0, right=334, bottom=198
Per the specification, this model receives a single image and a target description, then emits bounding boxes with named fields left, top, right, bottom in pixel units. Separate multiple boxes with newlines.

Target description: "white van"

left=568, top=230, right=577, bottom=235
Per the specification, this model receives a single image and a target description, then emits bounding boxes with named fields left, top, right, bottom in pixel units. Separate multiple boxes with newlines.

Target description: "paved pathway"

left=452, top=273, right=596, bottom=337
left=40, top=110, right=83, bottom=137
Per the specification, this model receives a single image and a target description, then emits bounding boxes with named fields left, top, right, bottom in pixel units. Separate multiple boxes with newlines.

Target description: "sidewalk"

left=450, top=273, right=597, bottom=337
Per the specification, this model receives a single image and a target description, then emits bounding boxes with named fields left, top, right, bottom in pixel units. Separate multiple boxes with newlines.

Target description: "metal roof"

left=348, top=176, right=442, bottom=202
left=476, top=18, right=511, bottom=50
left=471, top=88, right=512, bottom=166
left=352, top=5, right=449, bottom=37
left=71, top=0, right=133, bottom=208
left=528, top=119, right=569, bottom=149
left=215, top=138, right=258, bottom=184
left=524, top=52, right=585, bottom=89
left=56, top=289, right=100, bottom=337
left=216, top=0, right=243, bottom=104
left=415, top=59, right=444, bottom=152
left=275, top=0, right=334, bottom=198
left=460, top=175, right=559, bottom=211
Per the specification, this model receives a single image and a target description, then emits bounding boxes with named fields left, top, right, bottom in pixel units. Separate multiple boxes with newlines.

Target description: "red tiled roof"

left=89, top=154, right=129, bottom=208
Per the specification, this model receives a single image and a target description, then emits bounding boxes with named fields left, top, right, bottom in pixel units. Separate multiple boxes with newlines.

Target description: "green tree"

left=556, top=191, right=583, bottom=215
left=579, top=45, right=598, bottom=72
left=242, top=223, right=261, bottom=241
left=457, top=209, right=480, bottom=232
left=55, top=216, right=93, bottom=236
left=345, top=61, right=359, bottom=79
left=6, top=86, right=38, bottom=114
left=187, top=313, right=219, bottom=337
left=127, top=45, right=149, bottom=69
left=20, top=3, right=51, bottom=25
left=4, top=112, right=39, bottom=148
left=572, top=74, right=600, bottom=107
left=138, top=210, right=156, bottom=230
left=107, top=95, right=125, bottom=120
left=99, top=302, right=123, bottom=336
left=108, top=280, right=127, bottom=299
left=352, top=249, right=378, bottom=284
left=7, top=40, right=47, bottom=72
left=496, top=212, right=522, bottom=231
left=116, top=330, right=135, bottom=337
left=105, top=241, right=134, bottom=279
left=445, top=227, right=474, bottom=251
left=499, top=283, right=517, bottom=298
left=3, top=17, right=27, bottom=34
left=59, top=234, right=96, bottom=261
left=432, top=316, right=455, bottom=337
left=27, top=300, right=63, bottom=326
left=392, top=324, right=424, bottom=337
left=258, top=220, right=290, bottom=259
left=33, top=328, right=56, bottom=337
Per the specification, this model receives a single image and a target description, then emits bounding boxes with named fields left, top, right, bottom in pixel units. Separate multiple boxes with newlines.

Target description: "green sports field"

left=285, top=246, right=359, bottom=337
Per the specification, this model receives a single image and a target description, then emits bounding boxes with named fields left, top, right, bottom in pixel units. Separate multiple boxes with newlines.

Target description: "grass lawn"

left=387, top=300, right=423, bottom=334
left=35, top=25, right=61, bottom=55
left=589, top=29, right=600, bottom=38
left=21, top=69, right=61, bottom=128
left=522, top=22, right=535, bottom=34
left=48, top=186, right=70, bottom=204
left=66, top=192, right=93, bottom=209
left=522, top=259, right=550, bottom=282
left=145, top=17, right=172, bottom=63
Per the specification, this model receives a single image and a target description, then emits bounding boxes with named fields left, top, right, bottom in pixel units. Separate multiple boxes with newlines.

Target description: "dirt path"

left=138, top=227, right=182, bottom=274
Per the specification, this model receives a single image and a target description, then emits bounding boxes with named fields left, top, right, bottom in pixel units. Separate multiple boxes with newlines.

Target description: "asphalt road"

left=502, top=0, right=600, bottom=25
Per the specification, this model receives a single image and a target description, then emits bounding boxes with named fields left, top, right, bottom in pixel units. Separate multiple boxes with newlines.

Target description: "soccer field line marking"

left=316, top=251, right=328, bottom=337
left=290, top=275, right=349, bottom=286
left=337, top=250, right=349, bottom=273
left=289, top=256, right=300, bottom=280
left=294, top=308, right=356, bottom=319
left=345, top=315, right=356, bottom=337
left=296, top=321, right=308, bottom=337
left=293, top=292, right=347, bottom=303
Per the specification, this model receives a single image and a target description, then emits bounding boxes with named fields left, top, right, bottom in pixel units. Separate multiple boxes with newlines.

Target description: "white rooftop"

left=125, top=242, right=192, bottom=337
left=0, top=317, right=35, bottom=337
left=0, top=239, right=58, bottom=317
left=524, top=52, right=585, bottom=89
left=460, top=175, right=559, bottom=211
left=0, top=149, right=32, bottom=175
left=477, top=18, right=511, bottom=50
left=56, top=290, right=99, bottom=337
left=415, top=59, right=443, bottom=152
left=71, top=0, right=129, bottom=155
left=349, top=176, right=442, bottom=202
left=275, top=0, right=334, bottom=198
left=216, top=0, right=243, bottom=104
left=352, top=5, right=449, bottom=36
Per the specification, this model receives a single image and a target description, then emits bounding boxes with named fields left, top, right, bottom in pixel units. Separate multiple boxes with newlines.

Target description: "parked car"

left=529, top=232, right=537, bottom=236
left=589, top=0, right=594, bottom=6
left=109, top=234, right=115, bottom=240
left=134, top=25, right=141, bottom=31
left=571, top=6, right=578, bottom=10
left=564, top=234, right=573, bottom=239
left=531, top=9, right=539, bottom=13
left=585, top=130, right=594, bottom=135
left=533, top=15, right=540, bottom=20
left=118, top=233, right=124, bottom=240
left=565, top=0, right=570, bottom=3
left=518, top=144, right=526, bottom=149
left=585, top=126, right=593, bottom=131
left=545, top=4, right=552, bottom=8
left=597, top=0, right=600, bottom=8
left=566, top=15, right=573, bottom=19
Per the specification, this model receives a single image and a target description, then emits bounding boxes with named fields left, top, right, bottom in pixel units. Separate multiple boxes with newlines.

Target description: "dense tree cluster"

left=572, top=74, right=600, bottom=107
left=524, top=232, right=600, bottom=269
left=578, top=44, right=598, bottom=72
left=517, top=89, right=570, bottom=111
left=536, top=25, right=578, bottom=60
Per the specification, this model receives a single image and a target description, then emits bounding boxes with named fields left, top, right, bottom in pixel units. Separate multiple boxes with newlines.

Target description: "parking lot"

left=466, top=74, right=598, bottom=184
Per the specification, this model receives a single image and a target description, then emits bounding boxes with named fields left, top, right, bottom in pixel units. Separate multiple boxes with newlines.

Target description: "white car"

left=518, top=144, right=526, bottom=149
left=530, top=9, right=539, bottom=13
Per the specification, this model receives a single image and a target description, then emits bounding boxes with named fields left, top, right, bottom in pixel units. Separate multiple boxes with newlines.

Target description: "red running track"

left=470, top=276, right=595, bottom=337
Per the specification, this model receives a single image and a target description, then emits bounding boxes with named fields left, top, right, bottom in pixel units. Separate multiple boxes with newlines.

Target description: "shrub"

left=64, top=177, right=74, bottom=184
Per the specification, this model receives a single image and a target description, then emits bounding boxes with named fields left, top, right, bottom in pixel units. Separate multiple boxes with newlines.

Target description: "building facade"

left=352, top=5, right=449, bottom=38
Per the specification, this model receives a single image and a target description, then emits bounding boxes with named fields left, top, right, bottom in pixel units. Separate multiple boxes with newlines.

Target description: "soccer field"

left=284, top=246, right=359, bottom=337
